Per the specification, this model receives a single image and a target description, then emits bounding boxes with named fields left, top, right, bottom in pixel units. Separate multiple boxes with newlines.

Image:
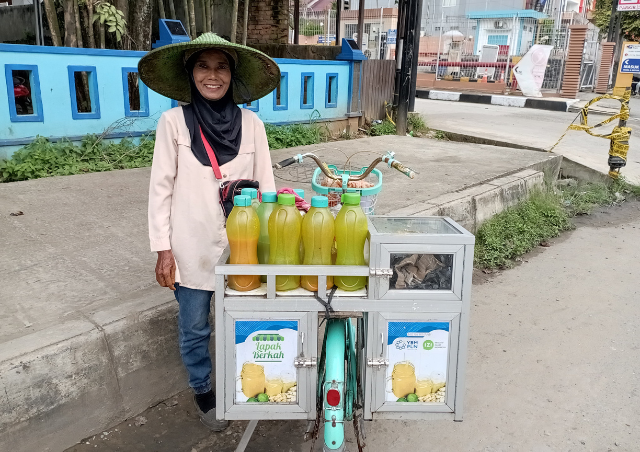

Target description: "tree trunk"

left=63, top=0, right=78, bottom=47
left=99, top=22, right=105, bottom=48
left=188, top=0, right=196, bottom=38
left=168, top=0, right=176, bottom=19
left=204, top=0, right=213, bottom=33
left=131, top=0, right=154, bottom=50
left=158, top=0, right=166, bottom=19
left=42, top=0, right=62, bottom=46
left=73, top=0, right=84, bottom=47
left=230, top=0, right=238, bottom=42
left=181, top=0, right=191, bottom=37
left=242, top=0, right=248, bottom=45
left=85, top=0, right=95, bottom=48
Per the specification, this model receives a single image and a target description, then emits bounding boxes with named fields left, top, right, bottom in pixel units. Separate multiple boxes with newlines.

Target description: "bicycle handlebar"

left=273, top=152, right=416, bottom=181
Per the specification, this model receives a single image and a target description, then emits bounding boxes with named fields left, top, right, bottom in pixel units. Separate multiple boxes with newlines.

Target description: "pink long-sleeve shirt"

left=148, top=106, right=276, bottom=291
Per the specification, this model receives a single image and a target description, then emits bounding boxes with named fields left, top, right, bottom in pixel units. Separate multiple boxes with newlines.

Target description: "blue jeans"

left=174, top=283, right=214, bottom=394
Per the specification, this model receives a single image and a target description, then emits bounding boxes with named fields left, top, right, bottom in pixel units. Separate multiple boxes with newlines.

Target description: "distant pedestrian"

left=139, top=33, right=279, bottom=431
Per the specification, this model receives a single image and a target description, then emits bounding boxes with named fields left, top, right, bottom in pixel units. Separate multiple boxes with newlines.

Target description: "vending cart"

left=214, top=215, right=474, bottom=447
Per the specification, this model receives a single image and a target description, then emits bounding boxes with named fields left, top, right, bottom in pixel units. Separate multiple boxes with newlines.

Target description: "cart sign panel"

left=235, top=320, right=298, bottom=403
left=385, top=322, right=449, bottom=402
left=618, top=0, right=640, bottom=11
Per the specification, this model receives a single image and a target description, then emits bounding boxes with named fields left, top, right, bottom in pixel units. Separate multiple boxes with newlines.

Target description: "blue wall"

left=0, top=44, right=355, bottom=160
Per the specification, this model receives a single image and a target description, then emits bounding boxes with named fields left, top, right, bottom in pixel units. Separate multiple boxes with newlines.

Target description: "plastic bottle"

left=334, top=192, right=368, bottom=291
left=294, top=189, right=305, bottom=199
left=226, top=195, right=261, bottom=292
left=301, top=196, right=335, bottom=291
left=257, top=192, right=277, bottom=283
left=241, top=188, right=260, bottom=210
left=268, top=193, right=301, bottom=291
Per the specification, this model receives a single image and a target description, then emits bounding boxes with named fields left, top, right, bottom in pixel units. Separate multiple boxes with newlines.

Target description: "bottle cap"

left=262, top=192, right=277, bottom=203
left=341, top=192, right=361, bottom=206
left=311, top=196, right=329, bottom=208
left=234, top=195, right=252, bottom=207
left=241, top=188, right=258, bottom=199
left=278, top=193, right=296, bottom=206
left=294, top=189, right=305, bottom=198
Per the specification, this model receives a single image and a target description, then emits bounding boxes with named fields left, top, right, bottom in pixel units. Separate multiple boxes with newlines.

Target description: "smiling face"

left=191, top=49, right=232, bottom=101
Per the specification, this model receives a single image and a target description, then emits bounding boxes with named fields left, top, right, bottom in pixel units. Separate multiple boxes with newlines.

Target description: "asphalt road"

left=65, top=200, right=640, bottom=452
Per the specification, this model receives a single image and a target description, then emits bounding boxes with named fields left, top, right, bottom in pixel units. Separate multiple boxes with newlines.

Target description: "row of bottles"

left=226, top=191, right=368, bottom=293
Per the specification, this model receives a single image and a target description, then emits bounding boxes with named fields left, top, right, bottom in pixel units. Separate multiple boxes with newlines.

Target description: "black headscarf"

left=182, top=50, right=243, bottom=167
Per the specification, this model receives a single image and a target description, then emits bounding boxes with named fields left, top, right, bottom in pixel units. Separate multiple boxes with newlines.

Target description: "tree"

left=595, top=0, right=640, bottom=40
left=63, top=0, right=78, bottom=46
left=43, top=0, right=62, bottom=46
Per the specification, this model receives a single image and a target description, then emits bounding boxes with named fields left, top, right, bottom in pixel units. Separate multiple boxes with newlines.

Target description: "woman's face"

left=192, top=50, right=232, bottom=101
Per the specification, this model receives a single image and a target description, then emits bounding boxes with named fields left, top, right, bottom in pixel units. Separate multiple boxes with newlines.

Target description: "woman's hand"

left=156, top=250, right=176, bottom=290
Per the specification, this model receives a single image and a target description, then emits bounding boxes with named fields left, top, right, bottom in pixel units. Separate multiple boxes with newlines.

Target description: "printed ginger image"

left=241, top=363, right=296, bottom=403
left=391, top=362, right=447, bottom=403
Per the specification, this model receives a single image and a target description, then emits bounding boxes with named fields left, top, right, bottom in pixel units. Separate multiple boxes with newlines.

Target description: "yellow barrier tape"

left=548, top=91, right=632, bottom=179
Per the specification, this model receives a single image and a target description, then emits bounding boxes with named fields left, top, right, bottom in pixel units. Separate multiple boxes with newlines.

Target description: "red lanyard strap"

left=199, top=126, right=223, bottom=180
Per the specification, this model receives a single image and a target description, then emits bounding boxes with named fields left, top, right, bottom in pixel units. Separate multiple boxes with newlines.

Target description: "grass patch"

left=474, top=189, right=572, bottom=268
left=264, top=122, right=326, bottom=150
left=0, top=135, right=155, bottom=183
left=475, top=178, right=640, bottom=269
left=368, top=119, right=397, bottom=136
left=407, top=113, right=428, bottom=133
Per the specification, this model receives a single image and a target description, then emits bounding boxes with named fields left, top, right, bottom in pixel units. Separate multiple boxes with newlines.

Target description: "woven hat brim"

left=138, top=34, right=280, bottom=105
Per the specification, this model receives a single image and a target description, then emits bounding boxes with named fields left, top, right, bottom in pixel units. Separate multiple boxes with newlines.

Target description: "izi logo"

left=423, top=340, right=434, bottom=350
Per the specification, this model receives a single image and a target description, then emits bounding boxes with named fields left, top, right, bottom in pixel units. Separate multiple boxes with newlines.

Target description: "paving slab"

left=414, top=98, right=640, bottom=184
left=0, top=135, right=559, bottom=452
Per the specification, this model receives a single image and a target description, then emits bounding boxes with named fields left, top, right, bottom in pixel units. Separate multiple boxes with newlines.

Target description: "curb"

left=0, top=287, right=188, bottom=452
left=416, top=89, right=577, bottom=112
left=387, top=157, right=562, bottom=232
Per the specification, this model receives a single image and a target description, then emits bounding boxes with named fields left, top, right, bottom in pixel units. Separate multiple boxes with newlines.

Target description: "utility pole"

left=408, top=0, right=424, bottom=111
left=607, top=0, right=618, bottom=43
left=395, top=0, right=420, bottom=134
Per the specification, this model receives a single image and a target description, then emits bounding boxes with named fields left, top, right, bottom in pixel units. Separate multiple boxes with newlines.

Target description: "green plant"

left=300, top=21, right=324, bottom=36
left=434, top=130, right=448, bottom=140
left=407, top=113, right=427, bottom=133
left=93, top=1, right=126, bottom=42
left=0, top=135, right=155, bottom=183
left=369, top=120, right=396, bottom=136
left=264, top=123, right=326, bottom=150
left=474, top=190, right=572, bottom=268
left=557, top=178, right=640, bottom=215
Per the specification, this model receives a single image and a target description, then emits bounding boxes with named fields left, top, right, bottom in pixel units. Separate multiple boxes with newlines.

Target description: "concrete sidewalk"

left=0, top=135, right=560, bottom=452
left=415, top=98, right=640, bottom=184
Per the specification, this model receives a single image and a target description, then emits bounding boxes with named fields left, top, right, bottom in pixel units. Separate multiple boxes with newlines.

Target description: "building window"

left=67, top=65, right=100, bottom=119
left=244, top=99, right=259, bottom=112
left=435, top=26, right=441, bottom=31
left=273, top=72, right=288, bottom=111
left=5, top=64, right=44, bottom=122
left=301, top=72, right=314, bottom=109
left=487, top=35, right=509, bottom=46
left=345, top=24, right=357, bottom=39
left=122, top=67, right=149, bottom=117
left=326, top=73, right=338, bottom=108
left=364, top=23, right=371, bottom=35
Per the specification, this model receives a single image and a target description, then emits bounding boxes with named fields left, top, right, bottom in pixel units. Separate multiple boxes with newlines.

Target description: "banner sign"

left=235, top=320, right=298, bottom=404
left=618, top=0, right=640, bottom=11
left=513, top=44, right=553, bottom=98
left=620, top=43, right=640, bottom=73
left=387, top=29, right=397, bottom=45
left=385, top=321, right=449, bottom=403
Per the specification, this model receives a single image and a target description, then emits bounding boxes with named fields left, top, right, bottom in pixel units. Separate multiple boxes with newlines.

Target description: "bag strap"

left=199, top=126, right=223, bottom=180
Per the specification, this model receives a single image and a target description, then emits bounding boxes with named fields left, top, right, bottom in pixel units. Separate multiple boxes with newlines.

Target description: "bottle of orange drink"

left=226, top=195, right=261, bottom=291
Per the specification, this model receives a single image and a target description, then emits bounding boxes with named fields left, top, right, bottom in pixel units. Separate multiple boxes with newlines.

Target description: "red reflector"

left=326, top=389, right=340, bottom=406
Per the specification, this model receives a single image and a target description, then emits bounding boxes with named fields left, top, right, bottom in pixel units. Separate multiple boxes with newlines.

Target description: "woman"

left=139, top=34, right=279, bottom=431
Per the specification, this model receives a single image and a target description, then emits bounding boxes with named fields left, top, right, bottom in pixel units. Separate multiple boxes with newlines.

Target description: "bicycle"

left=273, top=151, right=415, bottom=452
